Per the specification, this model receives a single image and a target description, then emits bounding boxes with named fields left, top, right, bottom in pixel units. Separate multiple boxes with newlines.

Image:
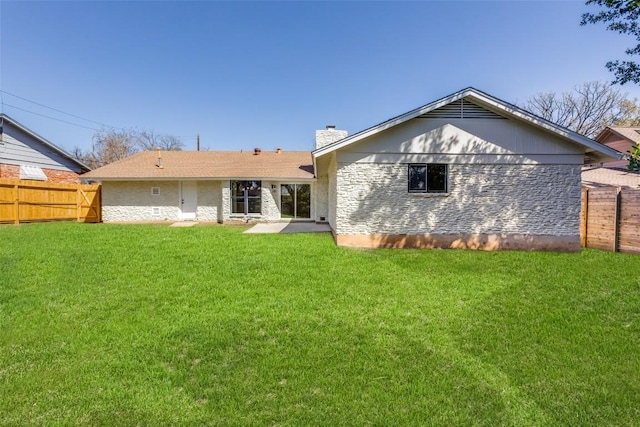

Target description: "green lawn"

left=1, top=222, right=639, bottom=426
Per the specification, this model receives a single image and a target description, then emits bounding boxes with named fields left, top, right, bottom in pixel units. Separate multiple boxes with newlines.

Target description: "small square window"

left=151, top=207, right=161, bottom=216
left=408, top=164, right=448, bottom=193
left=151, top=187, right=160, bottom=195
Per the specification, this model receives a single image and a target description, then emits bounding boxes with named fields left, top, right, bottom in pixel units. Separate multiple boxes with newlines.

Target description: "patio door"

left=281, top=184, right=310, bottom=219
left=180, top=181, right=197, bottom=220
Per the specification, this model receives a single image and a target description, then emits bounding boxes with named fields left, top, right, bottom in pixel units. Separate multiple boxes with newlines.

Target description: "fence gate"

left=78, top=185, right=101, bottom=223
left=0, top=178, right=101, bottom=224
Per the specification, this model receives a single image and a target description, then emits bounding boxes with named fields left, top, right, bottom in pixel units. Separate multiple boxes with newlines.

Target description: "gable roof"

left=595, top=126, right=640, bottom=145
left=81, top=150, right=315, bottom=180
left=312, top=87, right=622, bottom=163
left=0, top=113, right=91, bottom=172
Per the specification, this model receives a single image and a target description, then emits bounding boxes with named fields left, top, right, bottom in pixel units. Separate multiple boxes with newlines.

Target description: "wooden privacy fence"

left=581, top=187, right=640, bottom=254
left=0, top=178, right=101, bottom=224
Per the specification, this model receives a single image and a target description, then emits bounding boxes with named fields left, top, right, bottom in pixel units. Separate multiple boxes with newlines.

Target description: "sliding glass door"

left=281, top=184, right=310, bottom=219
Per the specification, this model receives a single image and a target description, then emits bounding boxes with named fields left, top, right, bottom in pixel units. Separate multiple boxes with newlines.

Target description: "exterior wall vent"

left=20, top=165, right=48, bottom=181
left=421, top=99, right=506, bottom=120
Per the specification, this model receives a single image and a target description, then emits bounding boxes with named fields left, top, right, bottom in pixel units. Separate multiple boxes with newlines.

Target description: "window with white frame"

left=408, top=164, right=448, bottom=193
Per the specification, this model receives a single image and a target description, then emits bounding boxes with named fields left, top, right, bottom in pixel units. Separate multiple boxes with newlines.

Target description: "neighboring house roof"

left=582, top=166, right=640, bottom=189
left=312, top=87, right=622, bottom=163
left=81, top=150, right=315, bottom=180
left=0, top=113, right=91, bottom=172
left=595, top=126, right=640, bottom=145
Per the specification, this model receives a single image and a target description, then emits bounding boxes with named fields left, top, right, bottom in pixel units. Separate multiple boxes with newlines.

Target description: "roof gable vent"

left=421, top=99, right=506, bottom=120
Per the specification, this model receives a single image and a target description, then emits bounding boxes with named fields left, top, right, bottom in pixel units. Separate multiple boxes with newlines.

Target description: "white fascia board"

left=312, top=87, right=623, bottom=161
left=91, top=177, right=317, bottom=181
left=312, top=89, right=470, bottom=159
left=464, top=91, right=623, bottom=160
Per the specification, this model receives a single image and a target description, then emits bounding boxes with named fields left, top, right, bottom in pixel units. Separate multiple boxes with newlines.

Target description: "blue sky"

left=1, top=1, right=639, bottom=153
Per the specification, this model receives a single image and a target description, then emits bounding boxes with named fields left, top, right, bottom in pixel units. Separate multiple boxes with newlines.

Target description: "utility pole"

left=196, top=133, right=200, bottom=151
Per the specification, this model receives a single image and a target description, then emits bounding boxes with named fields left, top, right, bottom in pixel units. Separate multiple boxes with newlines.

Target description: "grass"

left=1, top=222, right=639, bottom=426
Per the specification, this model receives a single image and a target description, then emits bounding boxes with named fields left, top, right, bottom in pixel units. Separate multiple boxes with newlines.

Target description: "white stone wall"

left=196, top=181, right=222, bottom=221
left=102, top=181, right=181, bottom=221
left=335, top=163, right=582, bottom=236
left=315, top=178, right=328, bottom=221
left=315, top=128, right=348, bottom=150
left=221, top=181, right=231, bottom=220
left=261, top=181, right=281, bottom=221
left=328, top=154, right=338, bottom=230
left=104, top=179, right=315, bottom=223
left=221, top=180, right=281, bottom=221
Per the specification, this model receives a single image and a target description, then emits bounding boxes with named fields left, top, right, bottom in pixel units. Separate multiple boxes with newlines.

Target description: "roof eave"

left=312, top=88, right=473, bottom=158
left=312, top=87, right=623, bottom=162
left=1, top=113, right=92, bottom=171
left=82, top=176, right=317, bottom=181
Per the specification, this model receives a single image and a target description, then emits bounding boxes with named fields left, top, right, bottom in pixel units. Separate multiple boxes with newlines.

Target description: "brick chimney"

left=315, top=125, right=348, bottom=150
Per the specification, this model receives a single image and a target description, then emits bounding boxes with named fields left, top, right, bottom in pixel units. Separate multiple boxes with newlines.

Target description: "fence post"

left=77, top=188, right=81, bottom=222
left=96, top=186, right=102, bottom=223
left=613, top=187, right=621, bottom=253
left=580, top=187, right=588, bottom=248
left=13, top=184, right=19, bottom=225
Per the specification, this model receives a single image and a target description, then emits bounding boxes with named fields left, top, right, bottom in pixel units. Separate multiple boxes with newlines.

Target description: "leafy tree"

left=523, top=81, right=640, bottom=138
left=628, top=143, right=640, bottom=171
left=581, top=0, right=640, bottom=85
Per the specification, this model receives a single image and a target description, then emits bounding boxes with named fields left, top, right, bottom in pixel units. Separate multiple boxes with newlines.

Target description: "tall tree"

left=136, top=130, right=184, bottom=151
left=581, top=0, right=640, bottom=85
left=523, top=81, right=640, bottom=138
left=74, top=129, right=184, bottom=169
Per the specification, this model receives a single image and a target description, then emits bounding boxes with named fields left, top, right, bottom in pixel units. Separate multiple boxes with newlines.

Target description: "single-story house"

left=82, top=87, right=621, bottom=251
left=82, top=149, right=315, bottom=222
left=0, top=113, right=90, bottom=183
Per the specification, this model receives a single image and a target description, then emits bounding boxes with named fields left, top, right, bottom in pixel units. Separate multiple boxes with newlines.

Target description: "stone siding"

left=102, top=179, right=314, bottom=223
left=328, top=154, right=337, bottom=229
left=102, top=181, right=181, bottom=222
left=221, top=181, right=231, bottom=220
left=335, top=163, right=582, bottom=237
left=221, top=180, right=281, bottom=222
left=315, top=128, right=348, bottom=150
left=261, top=181, right=281, bottom=221
left=196, top=181, right=222, bottom=221
left=315, top=177, right=328, bottom=221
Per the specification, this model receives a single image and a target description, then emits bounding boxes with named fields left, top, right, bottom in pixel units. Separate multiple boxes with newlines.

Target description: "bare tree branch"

left=73, top=128, right=184, bottom=168
left=523, top=81, right=640, bottom=138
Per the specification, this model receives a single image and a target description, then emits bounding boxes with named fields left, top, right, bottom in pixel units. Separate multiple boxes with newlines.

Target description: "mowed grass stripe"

left=1, top=222, right=639, bottom=425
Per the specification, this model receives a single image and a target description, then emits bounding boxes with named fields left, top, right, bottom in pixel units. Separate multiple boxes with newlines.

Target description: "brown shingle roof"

left=582, top=166, right=640, bottom=189
left=82, top=150, right=315, bottom=180
left=604, top=127, right=640, bottom=144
